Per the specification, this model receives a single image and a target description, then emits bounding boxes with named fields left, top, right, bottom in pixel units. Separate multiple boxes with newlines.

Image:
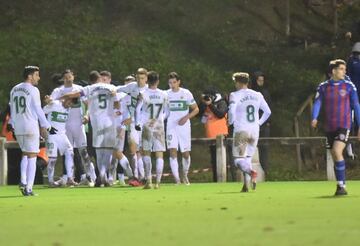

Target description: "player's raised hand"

left=82, top=115, right=89, bottom=124
left=44, top=95, right=52, bottom=105
left=311, top=119, right=318, bottom=129
left=48, top=127, right=58, bottom=135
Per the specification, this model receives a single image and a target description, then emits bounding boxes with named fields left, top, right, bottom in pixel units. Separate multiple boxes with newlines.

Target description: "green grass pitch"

left=0, top=181, right=360, bottom=246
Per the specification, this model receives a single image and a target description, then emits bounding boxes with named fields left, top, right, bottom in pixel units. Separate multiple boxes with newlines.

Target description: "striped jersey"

left=313, top=79, right=359, bottom=131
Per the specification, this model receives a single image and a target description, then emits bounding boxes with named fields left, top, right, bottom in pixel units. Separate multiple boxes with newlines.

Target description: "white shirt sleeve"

left=258, top=94, right=271, bottom=126
left=50, top=88, right=60, bottom=100
left=33, top=88, right=51, bottom=129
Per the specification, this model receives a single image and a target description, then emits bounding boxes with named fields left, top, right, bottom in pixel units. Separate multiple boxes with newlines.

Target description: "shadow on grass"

left=313, top=195, right=359, bottom=199
left=0, top=195, right=23, bottom=199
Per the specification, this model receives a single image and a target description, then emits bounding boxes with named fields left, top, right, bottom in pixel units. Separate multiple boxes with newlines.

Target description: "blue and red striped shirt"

left=312, top=79, right=360, bottom=132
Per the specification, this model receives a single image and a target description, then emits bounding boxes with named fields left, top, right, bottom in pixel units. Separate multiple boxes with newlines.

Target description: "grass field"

left=0, top=181, right=360, bottom=246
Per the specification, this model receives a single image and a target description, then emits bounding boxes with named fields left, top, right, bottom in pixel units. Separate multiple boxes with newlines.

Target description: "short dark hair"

left=61, top=69, right=73, bottom=77
left=147, top=71, right=159, bottom=86
left=89, top=70, right=101, bottom=83
left=232, top=72, right=250, bottom=84
left=23, top=66, right=39, bottom=79
left=168, top=72, right=180, bottom=81
left=100, top=70, right=111, bottom=78
left=329, top=59, right=346, bottom=73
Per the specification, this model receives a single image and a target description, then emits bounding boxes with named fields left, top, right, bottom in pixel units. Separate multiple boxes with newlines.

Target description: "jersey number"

left=246, top=105, right=255, bottom=122
left=148, top=103, right=163, bottom=119
left=98, top=94, right=107, bottom=109
left=14, top=96, right=26, bottom=114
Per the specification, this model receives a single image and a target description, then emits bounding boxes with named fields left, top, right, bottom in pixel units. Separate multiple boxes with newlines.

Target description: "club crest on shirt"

left=339, top=134, right=346, bottom=141
left=339, top=89, right=347, bottom=97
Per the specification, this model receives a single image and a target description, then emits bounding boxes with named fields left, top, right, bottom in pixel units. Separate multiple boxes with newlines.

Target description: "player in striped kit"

left=166, top=72, right=199, bottom=185
left=312, top=59, right=360, bottom=196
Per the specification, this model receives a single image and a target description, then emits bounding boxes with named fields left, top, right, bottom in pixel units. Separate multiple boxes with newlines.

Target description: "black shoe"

left=241, top=184, right=249, bottom=193
left=252, top=182, right=256, bottom=190
left=25, top=190, right=38, bottom=196
left=19, top=183, right=27, bottom=196
left=334, top=185, right=348, bottom=196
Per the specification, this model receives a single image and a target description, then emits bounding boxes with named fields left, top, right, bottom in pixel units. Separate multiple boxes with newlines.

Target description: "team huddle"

left=9, top=66, right=270, bottom=196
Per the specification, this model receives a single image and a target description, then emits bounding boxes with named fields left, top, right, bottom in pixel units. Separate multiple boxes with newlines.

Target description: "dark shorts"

left=325, top=128, right=350, bottom=149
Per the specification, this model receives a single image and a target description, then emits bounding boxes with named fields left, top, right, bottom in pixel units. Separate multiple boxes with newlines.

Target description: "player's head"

left=124, top=75, right=135, bottom=85
left=329, top=59, right=346, bottom=81
left=168, top=72, right=181, bottom=90
left=147, top=71, right=159, bottom=88
left=62, top=69, right=74, bottom=84
left=89, top=70, right=101, bottom=84
left=100, top=70, right=112, bottom=84
left=136, top=68, right=148, bottom=87
left=232, top=72, right=250, bottom=89
left=62, top=98, right=75, bottom=109
left=23, top=65, right=40, bottom=85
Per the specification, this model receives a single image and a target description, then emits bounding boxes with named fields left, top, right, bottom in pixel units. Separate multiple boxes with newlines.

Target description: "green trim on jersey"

left=169, top=100, right=188, bottom=111
left=50, top=111, right=68, bottom=123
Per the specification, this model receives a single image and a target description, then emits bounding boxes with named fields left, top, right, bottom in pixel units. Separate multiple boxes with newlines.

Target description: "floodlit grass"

left=0, top=181, right=359, bottom=246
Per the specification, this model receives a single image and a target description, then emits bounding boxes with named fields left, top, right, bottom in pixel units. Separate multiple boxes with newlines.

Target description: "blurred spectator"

left=198, top=87, right=228, bottom=182
left=347, top=42, right=360, bottom=93
left=252, top=71, right=272, bottom=174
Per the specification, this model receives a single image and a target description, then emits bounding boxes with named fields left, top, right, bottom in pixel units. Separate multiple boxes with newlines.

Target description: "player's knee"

left=169, top=149, right=177, bottom=158
left=182, top=151, right=190, bottom=159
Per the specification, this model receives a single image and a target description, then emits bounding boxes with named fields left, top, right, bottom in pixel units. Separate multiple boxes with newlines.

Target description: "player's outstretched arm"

left=259, top=96, right=271, bottom=126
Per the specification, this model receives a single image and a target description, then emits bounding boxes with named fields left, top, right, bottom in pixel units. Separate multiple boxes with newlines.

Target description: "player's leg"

left=16, top=136, right=28, bottom=194
left=142, top=124, right=153, bottom=189
left=329, top=129, right=349, bottom=195
left=232, top=131, right=251, bottom=191
left=167, top=129, right=180, bottom=184
left=155, top=151, right=164, bottom=189
left=20, top=134, right=40, bottom=196
left=46, top=136, right=59, bottom=187
left=128, top=126, right=139, bottom=179
left=78, top=146, right=96, bottom=186
left=179, top=126, right=192, bottom=185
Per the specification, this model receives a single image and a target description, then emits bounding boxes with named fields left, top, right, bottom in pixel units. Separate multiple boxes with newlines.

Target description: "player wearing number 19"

left=9, top=66, right=51, bottom=196
left=228, top=72, right=271, bottom=192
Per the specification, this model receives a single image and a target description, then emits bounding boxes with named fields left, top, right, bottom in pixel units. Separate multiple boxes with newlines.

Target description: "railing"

left=1, top=135, right=353, bottom=185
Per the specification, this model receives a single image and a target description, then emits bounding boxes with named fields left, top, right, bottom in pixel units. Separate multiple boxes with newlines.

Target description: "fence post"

left=326, top=149, right=336, bottom=181
left=0, top=137, right=8, bottom=185
left=216, top=134, right=226, bottom=182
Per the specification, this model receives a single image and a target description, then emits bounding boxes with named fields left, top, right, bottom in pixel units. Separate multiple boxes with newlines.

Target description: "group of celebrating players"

left=9, top=65, right=272, bottom=196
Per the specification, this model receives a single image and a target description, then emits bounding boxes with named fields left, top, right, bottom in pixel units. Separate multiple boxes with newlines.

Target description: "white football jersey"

left=43, top=100, right=69, bottom=134
left=114, top=92, right=130, bottom=128
left=80, top=83, right=117, bottom=130
left=136, top=88, right=168, bottom=125
left=50, top=84, right=85, bottom=126
left=167, top=88, right=196, bottom=129
left=10, top=82, right=50, bottom=135
left=117, top=82, right=148, bottom=120
left=229, top=88, right=271, bottom=131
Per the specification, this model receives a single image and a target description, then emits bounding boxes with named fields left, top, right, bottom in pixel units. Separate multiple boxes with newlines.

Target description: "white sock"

left=118, top=173, right=125, bottom=182
left=131, top=154, right=139, bottom=179
left=119, top=156, right=133, bottom=178
left=244, top=173, right=251, bottom=186
left=156, top=158, right=164, bottom=184
left=47, top=158, right=57, bottom=183
left=234, top=158, right=251, bottom=174
left=182, top=156, right=191, bottom=176
left=108, top=156, right=118, bottom=182
left=79, top=147, right=96, bottom=181
left=26, top=157, right=37, bottom=191
left=143, top=155, right=152, bottom=180
left=20, top=156, right=28, bottom=185
left=137, top=154, right=145, bottom=179
left=96, top=149, right=106, bottom=180
left=65, top=151, right=74, bottom=179
left=169, top=157, right=180, bottom=182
